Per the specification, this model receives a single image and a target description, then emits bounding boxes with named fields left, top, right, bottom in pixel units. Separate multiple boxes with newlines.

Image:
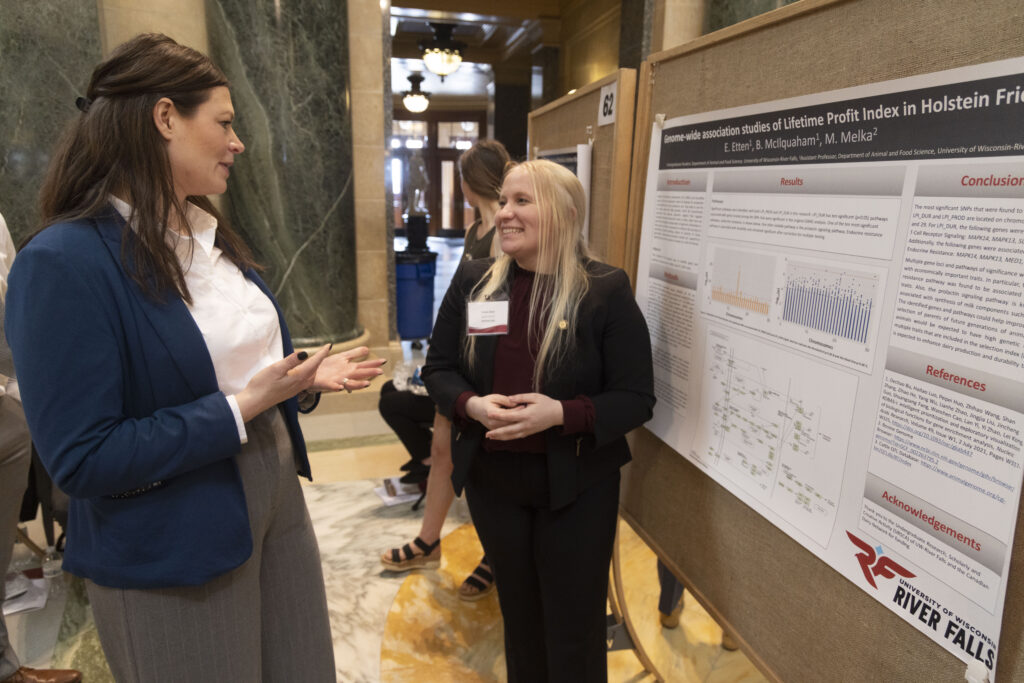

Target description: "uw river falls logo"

left=847, top=532, right=995, bottom=668
left=846, top=531, right=915, bottom=588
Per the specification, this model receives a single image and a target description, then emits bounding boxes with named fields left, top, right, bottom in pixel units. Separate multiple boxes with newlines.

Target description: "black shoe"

left=399, top=468, right=429, bottom=485
left=399, top=459, right=415, bottom=472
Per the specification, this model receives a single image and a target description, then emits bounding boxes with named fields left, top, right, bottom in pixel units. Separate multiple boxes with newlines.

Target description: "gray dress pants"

left=86, top=408, right=335, bottom=682
left=0, top=395, right=33, bottom=680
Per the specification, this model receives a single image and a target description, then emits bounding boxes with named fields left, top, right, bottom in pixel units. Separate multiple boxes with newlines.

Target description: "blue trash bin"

left=395, top=250, right=437, bottom=340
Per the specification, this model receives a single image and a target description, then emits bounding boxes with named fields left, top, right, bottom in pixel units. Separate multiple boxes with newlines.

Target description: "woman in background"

left=4, top=34, right=384, bottom=682
left=423, top=159, right=655, bottom=681
left=380, top=139, right=509, bottom=601
left=459, top=139, right=508, bottom=262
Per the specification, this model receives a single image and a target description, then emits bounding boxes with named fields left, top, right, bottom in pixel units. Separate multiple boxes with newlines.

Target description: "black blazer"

left=423, top=258, right=655, bottom=510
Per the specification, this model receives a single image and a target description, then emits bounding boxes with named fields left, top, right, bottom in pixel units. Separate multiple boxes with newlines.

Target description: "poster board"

left=619, top=1, right=1024, bottom=681
left=528, top=68, right=636, bottom=267
left=532, top=144, right=592, bottom=242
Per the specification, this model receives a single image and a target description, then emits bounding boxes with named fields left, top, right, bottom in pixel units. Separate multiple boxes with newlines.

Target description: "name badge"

left=467, top=300, right=509, bottom=335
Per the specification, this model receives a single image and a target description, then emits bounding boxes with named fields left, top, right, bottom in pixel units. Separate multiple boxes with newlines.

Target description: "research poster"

left=635, top=57, right=1024, bottom=675
left=538, top=144, right=592, bottom=242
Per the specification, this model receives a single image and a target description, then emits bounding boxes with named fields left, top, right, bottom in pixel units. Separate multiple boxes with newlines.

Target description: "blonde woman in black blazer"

left=423, top=159, right=655, bottom=682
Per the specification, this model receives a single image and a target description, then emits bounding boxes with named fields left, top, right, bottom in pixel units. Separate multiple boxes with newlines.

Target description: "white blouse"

left=110, top=198, right=283, bottom=443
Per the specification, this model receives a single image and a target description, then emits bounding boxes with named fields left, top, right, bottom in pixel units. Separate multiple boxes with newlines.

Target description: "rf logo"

left=847, top=531, right=915, bottom=589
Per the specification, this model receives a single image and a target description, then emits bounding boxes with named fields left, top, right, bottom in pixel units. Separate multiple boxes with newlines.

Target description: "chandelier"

left=419, top=23, right=465, bottom=82
left=402, top=73, right=430, bottom=113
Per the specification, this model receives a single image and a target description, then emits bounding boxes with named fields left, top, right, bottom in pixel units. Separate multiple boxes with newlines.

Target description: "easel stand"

left=606, top=516, right=663, bottom=681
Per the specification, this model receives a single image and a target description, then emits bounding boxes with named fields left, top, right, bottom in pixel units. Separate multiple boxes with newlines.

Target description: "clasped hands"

left=236, top=345, right=385, bottom=421
left=465, top=393, right=564, bottom=441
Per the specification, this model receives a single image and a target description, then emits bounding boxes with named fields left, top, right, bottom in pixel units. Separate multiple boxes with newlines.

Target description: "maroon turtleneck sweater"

left=455, top=265, right=594, bottom=452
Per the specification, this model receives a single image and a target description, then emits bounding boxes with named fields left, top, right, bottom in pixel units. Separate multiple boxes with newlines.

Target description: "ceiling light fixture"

left=402, top=73, right=430, bottom=113
left=419, top=23, right=465, bottom=82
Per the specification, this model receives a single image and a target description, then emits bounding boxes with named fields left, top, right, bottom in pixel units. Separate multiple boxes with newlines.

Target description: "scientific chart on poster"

left=634, top=57, right=1024, bottom=676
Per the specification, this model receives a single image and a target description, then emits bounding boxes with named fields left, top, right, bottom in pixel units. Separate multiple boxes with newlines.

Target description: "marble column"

left=98, top=0, right=208, bottom=56
left=650, top=0, right=705, bottom=54
left=619, top=0, right=654, bottom=70
left=349, top=0, right=394, bottom=346
left=0, top=1, right=101, bottom=245
left=707, top=0, right=799, bottom=33
left=206, top=0, right=359, bottom=345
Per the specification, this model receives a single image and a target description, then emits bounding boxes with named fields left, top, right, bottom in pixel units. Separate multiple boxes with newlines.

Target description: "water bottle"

left=42, top=546, right=62, bottom=580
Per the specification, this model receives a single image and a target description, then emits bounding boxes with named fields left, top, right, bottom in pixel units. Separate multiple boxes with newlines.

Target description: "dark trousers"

left=465, top=451, right=620, bottom=683
left=378, top=380, right=435, bottom=462
left=657, top=559, right=684, bottom=615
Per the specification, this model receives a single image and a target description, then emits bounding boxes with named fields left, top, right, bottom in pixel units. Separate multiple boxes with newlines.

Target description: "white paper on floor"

left=373, top=476, right=423, bottom=506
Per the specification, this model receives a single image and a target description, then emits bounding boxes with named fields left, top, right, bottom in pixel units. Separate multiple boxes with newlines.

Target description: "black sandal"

left=458, top=557, right=495, bottom=601
left=380, top=536, right=441, bottom=571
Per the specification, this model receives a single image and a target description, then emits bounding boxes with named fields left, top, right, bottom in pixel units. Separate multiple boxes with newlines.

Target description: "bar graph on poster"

left=780, top=262, right=876, bottom=344
left=701, top=245, right=885, bottom=372
left=707, top=248, right=773, bottom=315
left=633, top=57, right=1024, bottom=675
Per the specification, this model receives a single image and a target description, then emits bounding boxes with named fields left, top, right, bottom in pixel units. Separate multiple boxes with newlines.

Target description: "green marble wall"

left=207, top=0, right=359, bottom=344
left=0, top=1, right=101, bottom=245
left=707, top=0, right=801, bottom=33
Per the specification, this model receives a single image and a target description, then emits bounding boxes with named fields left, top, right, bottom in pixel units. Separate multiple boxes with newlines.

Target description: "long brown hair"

left=36, top=33, right=258, bottom=303
left=458, top=139, right=510, bottom=202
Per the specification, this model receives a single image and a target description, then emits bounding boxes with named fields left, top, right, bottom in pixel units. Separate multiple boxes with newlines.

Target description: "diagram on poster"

left=693, top=328, right=855, bottom=546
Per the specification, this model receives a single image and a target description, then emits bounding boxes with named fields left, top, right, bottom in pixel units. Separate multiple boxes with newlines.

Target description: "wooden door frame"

left=392, top=109, right=488, bottom=235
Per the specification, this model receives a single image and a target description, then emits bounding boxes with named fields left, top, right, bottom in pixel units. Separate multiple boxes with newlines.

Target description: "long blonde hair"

left=467, top=160, right=591, bottom=389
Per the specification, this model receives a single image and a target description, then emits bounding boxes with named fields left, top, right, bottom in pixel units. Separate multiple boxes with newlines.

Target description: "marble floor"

left=7, top=327, right=766, bottom=682
left=378, top=516, right=769, bottom=683
left=10, top=421, right=768, bottom=682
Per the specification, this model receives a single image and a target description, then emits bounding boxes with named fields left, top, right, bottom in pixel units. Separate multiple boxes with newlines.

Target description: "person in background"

left=656, top=559, right=686, bottom=628
left=0, top=213, right=81, bottom=683
left=4, top=34, right=384, bottom=682
left=423, top=159, right=655, bottom=681
left=378, top=367, right=435, bottom=485
left=380, top=139, right=510, bottom=601
left=459, top=139, right=508, bottom=262
left=657, top=559, right=738, bottom=650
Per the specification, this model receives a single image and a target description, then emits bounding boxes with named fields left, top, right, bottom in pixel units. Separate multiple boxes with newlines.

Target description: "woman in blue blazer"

left=4, top=34, right=383, bottom=682
left=422, top=159, right=656, bottom=682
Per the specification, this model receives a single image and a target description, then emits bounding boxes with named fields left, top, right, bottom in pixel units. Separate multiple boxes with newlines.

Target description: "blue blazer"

left=4, top=210, right=311, bottom=589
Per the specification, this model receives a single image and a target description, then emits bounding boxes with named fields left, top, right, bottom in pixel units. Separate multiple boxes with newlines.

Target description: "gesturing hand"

left=311, top=345, right=386, bottom=393
left=483, top=393, right=564, bottom=441
left=235, top=344, right=333, bottom=422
